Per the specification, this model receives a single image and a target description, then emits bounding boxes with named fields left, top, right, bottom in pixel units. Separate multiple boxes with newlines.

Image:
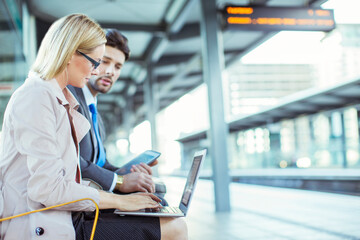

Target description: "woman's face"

left=67, top=44, right=105, bottom=88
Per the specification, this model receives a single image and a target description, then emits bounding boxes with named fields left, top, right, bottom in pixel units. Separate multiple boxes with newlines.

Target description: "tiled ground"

left=162, top=177, right=360, bottom=240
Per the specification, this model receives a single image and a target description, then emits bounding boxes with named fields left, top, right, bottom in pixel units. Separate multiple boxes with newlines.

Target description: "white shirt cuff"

left=109, top=173, right=117, bottom=192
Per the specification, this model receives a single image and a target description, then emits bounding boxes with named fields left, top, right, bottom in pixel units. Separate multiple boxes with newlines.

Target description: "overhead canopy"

left=1, top=0, right=330, bottom=133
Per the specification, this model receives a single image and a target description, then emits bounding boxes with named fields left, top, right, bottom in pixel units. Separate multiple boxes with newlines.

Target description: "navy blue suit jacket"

left=68, top=86, right=118, bottom=191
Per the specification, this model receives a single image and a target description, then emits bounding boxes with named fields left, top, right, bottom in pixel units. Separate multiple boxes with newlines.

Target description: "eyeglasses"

left=76, top=50, right=101, bottom=69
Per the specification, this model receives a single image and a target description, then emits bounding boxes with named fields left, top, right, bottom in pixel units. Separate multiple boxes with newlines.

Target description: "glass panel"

left=0, top=0, right=27, bottom=131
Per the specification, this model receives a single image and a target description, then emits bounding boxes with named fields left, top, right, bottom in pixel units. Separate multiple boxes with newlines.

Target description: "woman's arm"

left=98, top=191, right=161, bottom=211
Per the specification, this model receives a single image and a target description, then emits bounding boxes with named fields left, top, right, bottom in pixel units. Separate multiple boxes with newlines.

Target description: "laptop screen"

left=180, top=154, right=203, bottom=207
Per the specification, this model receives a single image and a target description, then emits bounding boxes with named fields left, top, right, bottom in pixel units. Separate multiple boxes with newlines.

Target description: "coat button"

left=35, top=227, right=44, bottom=236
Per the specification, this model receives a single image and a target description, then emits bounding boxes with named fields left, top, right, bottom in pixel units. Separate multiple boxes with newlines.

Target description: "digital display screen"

left=223, top=6, right=335, bottom=32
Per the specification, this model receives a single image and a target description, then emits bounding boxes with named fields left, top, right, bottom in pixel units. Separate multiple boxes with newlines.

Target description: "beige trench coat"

left=0, top=72, right=100, bottom=239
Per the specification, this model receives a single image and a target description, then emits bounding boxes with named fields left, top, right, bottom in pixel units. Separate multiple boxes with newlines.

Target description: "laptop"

left=114, top=149, right=207, bottom=217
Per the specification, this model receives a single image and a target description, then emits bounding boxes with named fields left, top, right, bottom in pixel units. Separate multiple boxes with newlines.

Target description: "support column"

left=199, top=0, right=231, bottom=212
left=340, top=112, right=348, bottom=168
left=123, top=93, right=134, bottom=153
left=144, top=63, right=159, bottom=176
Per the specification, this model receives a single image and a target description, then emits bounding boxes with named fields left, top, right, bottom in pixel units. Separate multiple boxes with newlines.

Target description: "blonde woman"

left=0, top=14, right=187, bottom=240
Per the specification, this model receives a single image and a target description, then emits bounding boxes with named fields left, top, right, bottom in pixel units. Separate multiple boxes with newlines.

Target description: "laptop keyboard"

left=160, top=206, right=181, bottom=213
left=145, top=206, right=181, bottom=214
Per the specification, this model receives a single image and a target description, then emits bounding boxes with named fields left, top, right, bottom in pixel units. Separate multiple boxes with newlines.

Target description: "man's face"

left=87, top=45, right=126, bottom=94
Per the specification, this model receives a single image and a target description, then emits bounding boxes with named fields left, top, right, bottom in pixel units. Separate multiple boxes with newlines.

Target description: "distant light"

left=296, top=157, right=312, bottom=168
left=116, top=139, right=129, bottom=155
left=347, top=150, right=359, bottom=166
left=314, top=150, right=331, bottom=166
left=279, top=160, right=288, bottom=168
left=129, top=121, right=151, bottom=153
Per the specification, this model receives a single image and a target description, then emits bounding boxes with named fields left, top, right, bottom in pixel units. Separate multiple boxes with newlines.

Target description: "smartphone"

left=117, top=150, right=161, bottom=175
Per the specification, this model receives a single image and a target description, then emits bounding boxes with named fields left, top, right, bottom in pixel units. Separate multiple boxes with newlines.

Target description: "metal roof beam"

left=143, top=0, right=197, bottom=63
left=135, top=53, right=201, bottom=120
left=157, top=53, right=194, bottom=66
left=169, top=23, right=200, bottom=41
left=99, top=22, right=166, bottom=34
left=157, top=49, right=244, bottom=67
left=225, top=32, right=277, bottom=68
left=0, top=21, right=11, bottom=30
left=167, top=0, right=197, bottom=34
left=0, top=55, right=14, bottom=63
left=136, top=0, right=199, bottom=113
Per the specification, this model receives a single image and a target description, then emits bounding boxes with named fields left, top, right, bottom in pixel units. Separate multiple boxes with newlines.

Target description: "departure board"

left=223, top=6, right=335, bottom=32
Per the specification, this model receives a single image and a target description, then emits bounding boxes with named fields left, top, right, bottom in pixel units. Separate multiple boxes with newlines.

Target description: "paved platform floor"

left=162, top=176, right=360, bottom=240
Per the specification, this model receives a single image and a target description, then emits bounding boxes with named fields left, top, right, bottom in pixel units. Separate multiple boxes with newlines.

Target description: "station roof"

left=2, top=0, right=330, bottom=133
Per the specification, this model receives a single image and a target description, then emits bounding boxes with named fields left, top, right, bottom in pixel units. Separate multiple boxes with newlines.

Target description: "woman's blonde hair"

left=31, top=14, right=106, bottom=80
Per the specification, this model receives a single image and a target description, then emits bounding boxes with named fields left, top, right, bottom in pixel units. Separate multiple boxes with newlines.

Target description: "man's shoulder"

left=67, top=85, right=86, bottom=102
left=67, top=85, right=81, bottom=96
left=67, top=86, right=88, bottom=115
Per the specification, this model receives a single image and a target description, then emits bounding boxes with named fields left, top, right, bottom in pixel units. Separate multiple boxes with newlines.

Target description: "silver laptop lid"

left=178, top=149, right=207, bottom=216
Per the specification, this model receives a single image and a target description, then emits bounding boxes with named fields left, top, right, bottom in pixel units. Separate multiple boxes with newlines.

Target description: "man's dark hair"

left=105, top=29, right=130, bottom=61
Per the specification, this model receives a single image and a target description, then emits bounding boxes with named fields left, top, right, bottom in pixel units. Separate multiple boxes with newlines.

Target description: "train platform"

left=162, top=176, right=360, bottom=240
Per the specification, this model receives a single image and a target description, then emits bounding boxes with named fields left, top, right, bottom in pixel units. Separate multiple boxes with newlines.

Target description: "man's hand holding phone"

left=130, top=162, right=154, bottom=175
left=116, top=150, right=161, bottom=175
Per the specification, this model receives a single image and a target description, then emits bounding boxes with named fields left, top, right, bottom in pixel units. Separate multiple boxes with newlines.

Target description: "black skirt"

left=73, top=210, right=161, bottom=240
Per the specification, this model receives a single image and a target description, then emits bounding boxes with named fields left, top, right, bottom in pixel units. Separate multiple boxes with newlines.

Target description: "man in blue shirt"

left=69, top=29, right=164, bottom=196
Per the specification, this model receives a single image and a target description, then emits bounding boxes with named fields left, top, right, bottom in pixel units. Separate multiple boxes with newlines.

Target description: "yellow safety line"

left=0, top=198, right=99, bottom=240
